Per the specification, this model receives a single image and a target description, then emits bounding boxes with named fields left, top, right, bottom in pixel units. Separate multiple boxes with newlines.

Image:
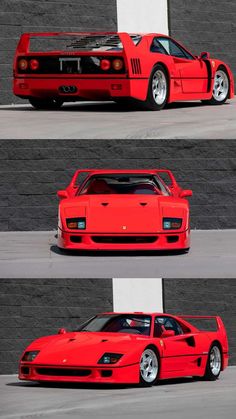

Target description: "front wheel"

left=202, top=68, right=229, bottom=105
left=29, top=98, right=64, bottom=110
left=204, top=344, right=222, bottom=381
left=142, top=65, right=169, bottom=111
left=139, top=348, right=159, bottom=386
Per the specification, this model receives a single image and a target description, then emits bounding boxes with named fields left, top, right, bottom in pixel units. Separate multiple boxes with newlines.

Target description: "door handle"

left=101, top=202, right=109, bottom=206
left=139, top=202, right=147, bottom=206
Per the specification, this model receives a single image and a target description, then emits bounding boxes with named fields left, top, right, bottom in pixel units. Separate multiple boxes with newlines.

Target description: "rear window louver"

left=66, top=35, right=122, bottom=50
left=131, top=58, right=141, bottom=74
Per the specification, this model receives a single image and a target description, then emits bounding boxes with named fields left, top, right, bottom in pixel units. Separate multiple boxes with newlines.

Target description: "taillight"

left=112, top=59, right=123, bottom=71
left=29, top=59, right=39, bottom=71
left=100, top=59, right=111, bottom=71
left=18, top=59, right=28, bottom=71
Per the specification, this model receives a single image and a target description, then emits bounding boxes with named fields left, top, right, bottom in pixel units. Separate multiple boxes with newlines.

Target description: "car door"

left=154, top=316, right=205, bottom=376
left=157, top=37, right=209, bottom=94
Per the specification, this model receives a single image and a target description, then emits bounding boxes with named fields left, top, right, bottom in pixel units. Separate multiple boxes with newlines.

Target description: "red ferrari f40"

left=13, top=32, right=234, bottom=110
left=19, top=312, right=229, bottom=386
left=57, top=169, right=192, bottom=251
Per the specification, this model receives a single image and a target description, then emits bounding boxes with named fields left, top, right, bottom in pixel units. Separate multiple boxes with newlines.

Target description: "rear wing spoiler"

left=156, top=169, right=192, bottom=198
left=15, top=32, right=139, bottom=55
left=59, top=168, right=192, bottom=199
left=179, top=315, right=226, bottom=333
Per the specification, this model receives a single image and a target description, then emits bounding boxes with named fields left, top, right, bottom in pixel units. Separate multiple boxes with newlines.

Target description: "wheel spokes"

left=213, top=70, right=229, bottom=102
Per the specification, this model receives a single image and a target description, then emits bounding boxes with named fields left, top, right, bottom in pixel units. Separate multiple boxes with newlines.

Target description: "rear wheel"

left=142, top=65, right=169, bottom=111
left=29, top=98, right=64, bottom=110
left=139, top=348, right=159, bottom=386
left=204, top=344, right=222, bottom=380
left=202, top=68, right=229, bottom=105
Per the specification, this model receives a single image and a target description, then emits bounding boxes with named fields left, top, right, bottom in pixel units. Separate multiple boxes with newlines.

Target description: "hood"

left=59, top=195, right=189, bottom=233
left=25, top=331, right=150, bottom=366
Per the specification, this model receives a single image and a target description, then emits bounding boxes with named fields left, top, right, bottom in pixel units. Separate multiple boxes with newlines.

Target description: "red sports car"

left=13, top=32, right=234, bottom=110
left=19, top=312, right=229, bottom=386
left=57, top=169, right=192, bottom=251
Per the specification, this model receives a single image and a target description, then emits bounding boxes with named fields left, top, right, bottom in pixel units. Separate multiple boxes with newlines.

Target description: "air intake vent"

left=36, top=368, right=91, bottom=377
left=92, top=236, right=158, bottom=244
left=131, top=58, right=141, bottom=74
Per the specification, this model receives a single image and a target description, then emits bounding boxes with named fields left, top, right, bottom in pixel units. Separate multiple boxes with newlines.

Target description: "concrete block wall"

left=168, top=0, right=236, bottom=83
left=0, top=278, right=113, bottom=374
left=0, top=0, right=117, bottom=104
left=164, top=278, right=236, bottom=365
left=1, top=139, right=236, bottom=231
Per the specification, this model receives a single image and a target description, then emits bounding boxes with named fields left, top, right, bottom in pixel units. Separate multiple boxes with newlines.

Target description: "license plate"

left=59, top=58, right=81, bottom=74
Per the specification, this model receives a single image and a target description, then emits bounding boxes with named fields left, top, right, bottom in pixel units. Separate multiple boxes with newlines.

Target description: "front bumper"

left=57, top=228, right=190, bottom=251
left=13, top=77, right=148, bottom=101
left=19, top=362, right=139, bottom=384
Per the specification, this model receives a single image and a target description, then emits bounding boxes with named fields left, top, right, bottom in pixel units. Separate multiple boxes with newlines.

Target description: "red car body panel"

left=56, top=169, right=192, bottom=251
left=13, top=32, right=234, bottom=103
left=19, top=313, right=229, bottom=384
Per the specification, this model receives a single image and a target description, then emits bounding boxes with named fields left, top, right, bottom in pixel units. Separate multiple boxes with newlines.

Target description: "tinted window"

left=77, top=314, right=152, bottom=336
left=157, top=37, right=194, bottom=60
left=150, top=38, right=168, bottom=54
left=154, top=316, right=183, bottom=337
left=79, top=174, right=169, bottom=196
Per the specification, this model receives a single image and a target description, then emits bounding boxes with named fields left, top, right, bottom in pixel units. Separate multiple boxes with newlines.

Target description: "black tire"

left=142, top=64, right=169, bottom=111
left=139, top=348, right=159, bottom=386
left=204, top=343, right=222, bottom=381
left=202, top=67, right=229, bottom=106
left=29, top=98, right=64, bottom=110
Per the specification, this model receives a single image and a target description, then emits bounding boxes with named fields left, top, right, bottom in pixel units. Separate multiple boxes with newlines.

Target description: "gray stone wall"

left=1, top=139, right=236, bottom=231
left=168, top=0, right=236, bottom=86
left=163, top=278, right=236, bottom=365
left=0, top=0, right=117, bottom=104
left=0, top=278, right=113, bottom=374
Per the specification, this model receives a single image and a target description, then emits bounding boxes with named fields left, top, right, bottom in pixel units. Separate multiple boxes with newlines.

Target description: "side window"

left=75, top=171, right=91, bottom=188
left=154, top=317, right=183, bottom=337
left=150, top=37, right=168, bottom=55
left=157, top=37, right=194, bottom=60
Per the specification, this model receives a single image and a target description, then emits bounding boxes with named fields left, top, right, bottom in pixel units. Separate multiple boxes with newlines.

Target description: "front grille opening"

left=21, top=367, right=30, bottom=375
left=101, top=370, right=112, bottom=378
left=92, top=236, right=158, bottom=244
left=167, top=236, right=179, bottom=243
left=36, top=368, right=91, bottom=377
left=70, top=236, right=82, bottom=243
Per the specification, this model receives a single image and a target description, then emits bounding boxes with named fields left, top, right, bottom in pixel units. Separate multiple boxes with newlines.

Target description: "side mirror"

left=179, top=189, right=193, bottom=198
left=58, top=328, right=67, bottom=334
left=162, top=329, right=175, bottom=338
left=57, top=190, right=68, bottom=199
left=199, top=51, right=210, bottom=60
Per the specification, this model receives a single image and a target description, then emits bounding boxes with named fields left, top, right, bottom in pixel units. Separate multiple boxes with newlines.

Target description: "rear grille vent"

left=92, top=236, right=158, bottom=244
left=36, top=368, right=91, bottom=377
left=131, top=58, right=141, bottom=74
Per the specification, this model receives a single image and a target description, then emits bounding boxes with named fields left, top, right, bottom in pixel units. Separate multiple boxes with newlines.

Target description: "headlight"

left=22, top=351, right=40, bottom=362
left=66, top=217, right=86, bottom=229
left=163, top=218, right=182, bottom=230
left=98, top=353, right=123, bottom=364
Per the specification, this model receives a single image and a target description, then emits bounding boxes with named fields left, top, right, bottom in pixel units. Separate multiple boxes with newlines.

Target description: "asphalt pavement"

left=0, top=230, right=236, bottom=278
left=0, top=98, right=235, bottom=139
left=1, top=367, right=236, bottom=419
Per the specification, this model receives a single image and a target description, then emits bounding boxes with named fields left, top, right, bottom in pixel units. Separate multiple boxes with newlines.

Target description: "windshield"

left=78, top=174, right=169, bottom=196
left=76, top=314, right=152, bottom=336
